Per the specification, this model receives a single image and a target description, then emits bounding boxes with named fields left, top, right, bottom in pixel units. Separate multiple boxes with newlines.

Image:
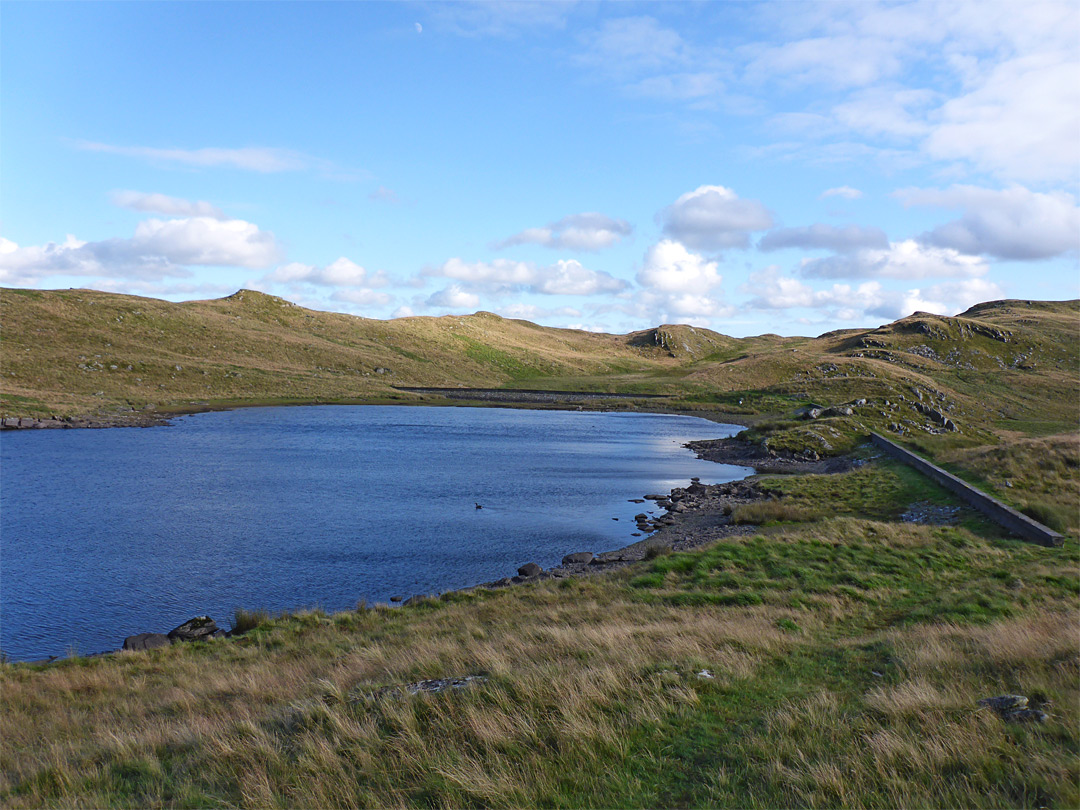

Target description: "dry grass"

left=730, top=499, right=821, bottom=525
left=2, top=525, right=1077, bottom=808
left=0, top=582, right=793, bottom=808
left=747, top=612, right=1079, bottom=809
left=941, top=432, right=1080, bottom=533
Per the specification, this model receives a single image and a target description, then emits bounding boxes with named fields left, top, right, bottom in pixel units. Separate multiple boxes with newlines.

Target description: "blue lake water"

left=0, top=405, right=749, bottom=661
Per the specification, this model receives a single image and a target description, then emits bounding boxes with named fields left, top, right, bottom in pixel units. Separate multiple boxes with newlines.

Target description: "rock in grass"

left=977, top=694, right=1028, bottom=712
left=122, top=633, right=170, bottom=651
left=167, top=616, right=219, bottom=643
left=517, top=562, right=542, bottom=578
left=1003, top=708, right=1049, bottom=723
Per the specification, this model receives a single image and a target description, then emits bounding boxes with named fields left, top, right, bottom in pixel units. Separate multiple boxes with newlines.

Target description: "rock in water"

left=517, top=562, right=542, bottom=578
left=122, top=633, right=170, bottom=651
left=167, top=616, right=219, bottom=643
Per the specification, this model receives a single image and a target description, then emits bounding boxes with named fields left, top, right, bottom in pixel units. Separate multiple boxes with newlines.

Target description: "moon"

left=415, top=22, right=422, bottom=34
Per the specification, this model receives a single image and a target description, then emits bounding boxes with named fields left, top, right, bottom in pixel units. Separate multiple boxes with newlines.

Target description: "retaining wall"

left=869, top=433, right=1064, bottom=547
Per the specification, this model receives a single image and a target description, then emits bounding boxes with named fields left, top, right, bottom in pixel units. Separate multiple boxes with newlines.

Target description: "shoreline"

left=0, top=390, right=762, bottom=432
left=4, top=401, right=835, bottom=664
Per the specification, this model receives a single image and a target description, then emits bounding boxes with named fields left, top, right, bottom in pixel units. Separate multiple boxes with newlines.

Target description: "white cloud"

left=267, top=257, right=388, bottom=287
left=759, top=224, right=889, bottom=253
left=0, top=217, right=280, bottom=286
left=75, top=141, right=312, bottom=172
left=369, top=185, right=400, bottom=203
left=435, top=0, right=573, bottom=37
left=500, top=303, right=583, bottom=320
left=742, top=266, right=818, bottom=309
left=896, top=185, right=1080, bottom=260
left=658, top=185, right=773, bottom=251
left=392, top=305, right=416, bottom=318
left=628, top=72, right=725, bottom=101
left=427, top=284, right=480, bottom=309
left=636, top=240, right=722, bottom=293
left=111, top=190, right=225, bottom=219
left=329, top=288, right=392, bottom=307
left=800, top=239, right=987, bottom=280
left=577, top=16, right=689, bottom=76
left=924, top=52, right=1080, bottom=182
left=739, top=1, right=1080, bottom=183
left=130, top=218, right=280, bottom=268
left=534, top=260, right=626, bottom=295
left=831, top=87, right=936, bottom=138
left=495, top=212, right=632, bottom=251
left=427, top=257, right=626, bottom=296
left=820, top=186, right=864, bottom=200
left=744, top=33, right=904, bottom=88
left=743, top=266, right=1005, bottom=320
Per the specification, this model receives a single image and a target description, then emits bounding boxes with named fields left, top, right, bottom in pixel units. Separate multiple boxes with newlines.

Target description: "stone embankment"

left=870, top=433, right=1064, bottom=547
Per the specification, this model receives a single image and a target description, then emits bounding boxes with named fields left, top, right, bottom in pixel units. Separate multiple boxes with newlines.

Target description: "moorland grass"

left=1, top=517, right=1076, bottom=809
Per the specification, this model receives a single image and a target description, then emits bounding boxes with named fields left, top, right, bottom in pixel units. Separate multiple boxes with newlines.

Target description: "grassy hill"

left=2, top=289, right=1076, bottom=441
left=0, top=287, right=731, bottom=417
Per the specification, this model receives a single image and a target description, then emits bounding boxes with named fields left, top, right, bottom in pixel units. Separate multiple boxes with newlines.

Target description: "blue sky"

left=2, top=1, right=1077, bottom=337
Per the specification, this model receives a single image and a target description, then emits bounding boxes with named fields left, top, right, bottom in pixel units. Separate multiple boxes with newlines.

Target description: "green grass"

left=629, top=519, right=1077, bottom=626
left=755, top=459, right=963, bottom=522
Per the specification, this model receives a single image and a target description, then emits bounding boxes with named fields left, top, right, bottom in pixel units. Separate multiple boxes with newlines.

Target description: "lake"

left=0, top=405, right=749, bottom=661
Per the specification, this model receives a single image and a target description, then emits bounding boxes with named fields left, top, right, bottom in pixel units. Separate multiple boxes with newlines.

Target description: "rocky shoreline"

left=0, top=411, right=171, bottom=430
left=91, top=471, right=775, bottom=660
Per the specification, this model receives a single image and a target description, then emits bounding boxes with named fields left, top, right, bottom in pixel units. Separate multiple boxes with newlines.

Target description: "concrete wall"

left=870, top=433, right=1064, bottom=548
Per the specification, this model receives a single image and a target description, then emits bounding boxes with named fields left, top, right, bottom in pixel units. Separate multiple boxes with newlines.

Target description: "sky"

left=1, top=1, right=1078, bottom=337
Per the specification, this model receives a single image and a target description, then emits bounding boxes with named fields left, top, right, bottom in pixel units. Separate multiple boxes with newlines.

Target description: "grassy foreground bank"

left=2, top=449, right=1077, bottom=809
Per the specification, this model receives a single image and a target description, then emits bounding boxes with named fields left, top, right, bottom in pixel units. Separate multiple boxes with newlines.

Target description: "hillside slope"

left=0, top=288, right=717, bottom=417
left=1, top=289, right=1077, bottom=450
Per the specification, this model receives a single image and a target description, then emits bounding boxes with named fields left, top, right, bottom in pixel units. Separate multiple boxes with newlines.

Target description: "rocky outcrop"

left=517, top=562, right=542, bottom=578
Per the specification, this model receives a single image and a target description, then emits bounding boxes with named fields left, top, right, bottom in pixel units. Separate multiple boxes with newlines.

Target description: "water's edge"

left=3, top=405, right=755, bottom=663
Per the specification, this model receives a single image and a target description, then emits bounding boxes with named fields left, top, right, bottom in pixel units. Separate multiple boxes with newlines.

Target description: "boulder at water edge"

left=167, top=616, right=219, bottom=643
left=562, top=552, right=594, bottom=565
left=122, top=633, right=170, bottom=652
